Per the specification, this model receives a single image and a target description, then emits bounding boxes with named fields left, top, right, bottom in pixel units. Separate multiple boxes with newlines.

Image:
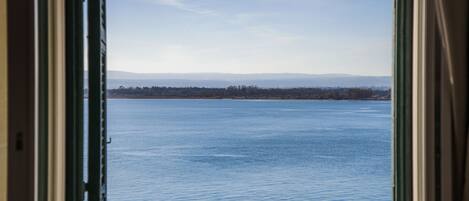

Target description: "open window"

left=67, top=0, right=406, bottom=200
left=7, top=0, right=469, bottom=201
left=77, top=1, right=398, bottom=199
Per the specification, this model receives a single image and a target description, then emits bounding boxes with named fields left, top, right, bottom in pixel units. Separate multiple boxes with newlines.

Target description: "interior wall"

left=422, top=0, right=469, bottom=200
left=0, top=0, right=8, bottom=199
left=7, top=0, right=36, bottom=199
left=437, top=0, right=469, bottom=200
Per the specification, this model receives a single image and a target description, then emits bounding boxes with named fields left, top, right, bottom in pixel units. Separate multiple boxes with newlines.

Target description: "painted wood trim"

left=48, top=0, right=66, bottom=200
left=412, top=0, right=426, bottom=199
left=412, top=0, right=439, bottom=200
left=0, top=0, right=7, bottom=198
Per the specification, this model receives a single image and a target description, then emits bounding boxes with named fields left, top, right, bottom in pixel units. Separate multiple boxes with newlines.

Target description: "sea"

left=96, top=99, right=391, bottom=200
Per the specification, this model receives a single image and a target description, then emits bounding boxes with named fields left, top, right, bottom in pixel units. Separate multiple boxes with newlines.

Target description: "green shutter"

left=393, top=0, right=414, bottom=200
left=66, top=0, right=85, bottom=200
left=39, top=0, right=49, bottom=200
left=88, top=0, right=108, bottom=200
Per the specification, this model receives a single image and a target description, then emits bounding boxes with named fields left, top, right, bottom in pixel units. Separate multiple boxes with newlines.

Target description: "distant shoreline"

left=106, top=97, right=391, bottom=101
left=103, top=86, right=391, bottom=101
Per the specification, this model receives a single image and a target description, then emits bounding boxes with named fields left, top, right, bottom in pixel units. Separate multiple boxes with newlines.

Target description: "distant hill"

left=108, top=86, right=391, bottom=100
left=86, top=71, right=391, bottom=89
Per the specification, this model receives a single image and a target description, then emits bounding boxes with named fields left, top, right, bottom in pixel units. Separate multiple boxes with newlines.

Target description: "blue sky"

left=108, top=0, right=392, bottom=75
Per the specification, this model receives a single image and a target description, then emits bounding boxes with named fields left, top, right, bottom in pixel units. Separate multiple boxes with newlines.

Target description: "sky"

left=107, top=0, right=393, bottom=75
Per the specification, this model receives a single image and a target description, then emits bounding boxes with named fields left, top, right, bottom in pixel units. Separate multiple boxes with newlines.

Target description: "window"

left=65, top=0, right=414, bottom=200
left=9, top=0, right=469, bottom=200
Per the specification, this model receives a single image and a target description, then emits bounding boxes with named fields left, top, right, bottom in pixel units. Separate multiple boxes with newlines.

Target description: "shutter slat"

left=88, top=0, right=108, bottom=200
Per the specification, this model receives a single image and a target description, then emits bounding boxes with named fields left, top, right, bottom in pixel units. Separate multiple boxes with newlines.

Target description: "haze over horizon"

left=95, top=70, right=391, bottom=89
left=109, top=0, right=392, bottom=75
left=106, top=70, right=390, bottom=76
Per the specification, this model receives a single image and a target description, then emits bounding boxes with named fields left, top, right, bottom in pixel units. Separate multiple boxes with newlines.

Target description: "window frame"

left=393, top=0, right=414, bottom=200
left=63, top=0, right=415, bottom=200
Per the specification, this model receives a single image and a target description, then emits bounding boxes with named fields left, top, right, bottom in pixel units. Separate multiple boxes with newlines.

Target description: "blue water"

left=106, top=99, right=391, bottom=201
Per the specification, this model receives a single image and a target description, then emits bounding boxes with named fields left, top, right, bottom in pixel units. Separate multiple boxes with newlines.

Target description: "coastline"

left=105, top=97, right=391, bottom=101
left=104, top=86, right=391, bottom=101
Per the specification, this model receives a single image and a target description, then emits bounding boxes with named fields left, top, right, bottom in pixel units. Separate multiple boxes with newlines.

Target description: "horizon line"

left=102, top=70, right=392, bottom=77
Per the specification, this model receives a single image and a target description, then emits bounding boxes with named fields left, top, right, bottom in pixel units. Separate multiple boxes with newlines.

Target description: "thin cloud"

left=151, top=0, right=217, bottom=15
left=229, top=13, right=304, bottom=44
left=247, top=25, right=304, bottom=44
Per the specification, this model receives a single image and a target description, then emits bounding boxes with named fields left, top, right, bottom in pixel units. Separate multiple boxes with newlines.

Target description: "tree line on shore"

left=105, top=85, right=391, bottom=100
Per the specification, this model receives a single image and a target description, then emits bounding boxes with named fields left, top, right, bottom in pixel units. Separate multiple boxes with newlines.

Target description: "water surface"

left=105, top=99, right=391, bottom=200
